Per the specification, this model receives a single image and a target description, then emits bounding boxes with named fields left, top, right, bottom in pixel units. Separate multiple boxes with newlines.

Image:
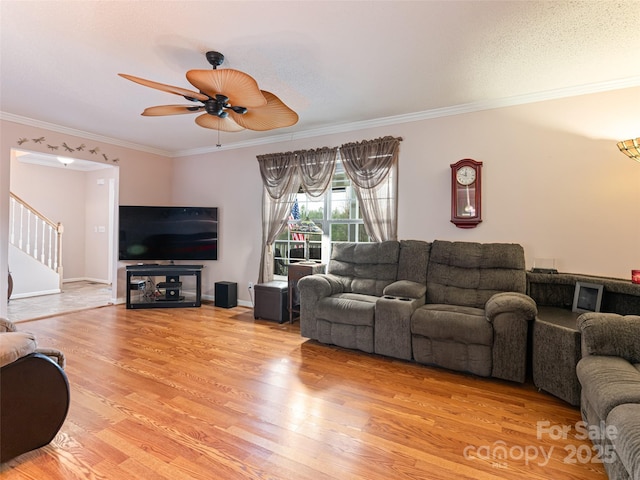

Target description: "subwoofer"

left=215, top=281, right=237, bottom=308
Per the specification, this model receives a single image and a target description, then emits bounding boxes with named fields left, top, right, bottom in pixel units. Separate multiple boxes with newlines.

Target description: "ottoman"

left=254, top=281, right=288, bottom=323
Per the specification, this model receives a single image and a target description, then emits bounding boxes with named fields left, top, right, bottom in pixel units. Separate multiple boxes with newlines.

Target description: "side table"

left=532, top=306, right=582, bottom=406
left=288, top=262, right=325, bottom=323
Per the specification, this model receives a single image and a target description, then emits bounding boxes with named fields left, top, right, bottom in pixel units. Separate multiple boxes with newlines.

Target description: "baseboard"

left=63, top=277, right=110, bottom=284
left=11, top=288, right=61, bottom=299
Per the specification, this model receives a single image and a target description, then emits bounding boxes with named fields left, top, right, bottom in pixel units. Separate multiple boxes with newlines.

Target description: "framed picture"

left=572, top=281, right=604, bottom=313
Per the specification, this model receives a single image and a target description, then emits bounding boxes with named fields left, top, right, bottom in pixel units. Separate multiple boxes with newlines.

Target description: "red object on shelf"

left=632, top=270, right=640, bottom=284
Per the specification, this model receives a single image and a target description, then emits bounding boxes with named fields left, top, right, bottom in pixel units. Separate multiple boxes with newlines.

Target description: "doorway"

left=7, top=149, right=118, bottom=321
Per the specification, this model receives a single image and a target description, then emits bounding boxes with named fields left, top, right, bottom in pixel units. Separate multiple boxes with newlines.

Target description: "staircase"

left=8, top=192, right=64, bottom=298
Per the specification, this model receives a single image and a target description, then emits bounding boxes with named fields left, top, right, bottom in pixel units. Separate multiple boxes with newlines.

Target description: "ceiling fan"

left=119, top=51, right=298, bottom=133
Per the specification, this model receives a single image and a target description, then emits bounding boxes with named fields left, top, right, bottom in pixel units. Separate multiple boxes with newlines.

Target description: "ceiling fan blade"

left=195, top=113, right=245, bottom=132
left=119, top=73, right=209, bottom=102
left=230, top=91, right=298, bottom=131
left=142, top=105, right=203, bottom=116
left=186, top=69, right=267, bottom=108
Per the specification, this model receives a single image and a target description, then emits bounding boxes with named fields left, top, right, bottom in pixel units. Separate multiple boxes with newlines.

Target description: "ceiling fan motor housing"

left=205, top=97, right=228, bottom=118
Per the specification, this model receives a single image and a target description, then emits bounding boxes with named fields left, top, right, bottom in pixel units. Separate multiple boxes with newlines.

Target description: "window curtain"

left=256, top=147, right=337, bottom=283
left=339, top=136, right=401, bottom=242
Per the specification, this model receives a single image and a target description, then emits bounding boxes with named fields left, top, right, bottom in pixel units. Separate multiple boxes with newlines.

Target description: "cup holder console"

left=382, top=295, right=412, bottom=301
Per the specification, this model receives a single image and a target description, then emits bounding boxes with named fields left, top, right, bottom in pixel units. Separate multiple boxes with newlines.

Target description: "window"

left=273, top=160, right=370, bottom=277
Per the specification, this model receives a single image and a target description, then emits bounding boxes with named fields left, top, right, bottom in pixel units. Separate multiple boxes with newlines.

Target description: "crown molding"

left=3, top=76, right=639, bottom=159
left=173, top=76, right=640, bottom=157
left=0, top=111, right=171, bottom=157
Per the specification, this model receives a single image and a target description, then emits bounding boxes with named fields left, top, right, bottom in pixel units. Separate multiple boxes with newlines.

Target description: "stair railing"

left=9, top=192, right=64, bottom=289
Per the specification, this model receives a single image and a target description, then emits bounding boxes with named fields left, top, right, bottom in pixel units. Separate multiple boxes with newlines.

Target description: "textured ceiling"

left=1, top=1, right=639, bottom=157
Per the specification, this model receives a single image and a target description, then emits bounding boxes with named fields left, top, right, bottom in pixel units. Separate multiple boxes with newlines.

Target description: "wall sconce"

left=617, top=138, right=640, bottom=163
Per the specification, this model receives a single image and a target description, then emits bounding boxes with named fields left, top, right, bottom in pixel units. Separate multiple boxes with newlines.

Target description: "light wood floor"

left=7, top=281, right=112, bottom=323
left=1, top=304, right=607, bottom=479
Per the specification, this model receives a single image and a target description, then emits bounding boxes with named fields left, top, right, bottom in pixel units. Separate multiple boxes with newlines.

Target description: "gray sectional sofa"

left=298, top=239, right=538, bottom=383
left=576, top=313, right=640, bottom=480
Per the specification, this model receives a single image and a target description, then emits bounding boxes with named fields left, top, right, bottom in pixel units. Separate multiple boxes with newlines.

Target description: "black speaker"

left=164, top=287, right=181, bottom=301
left=215, top=281, right=237, bottom=308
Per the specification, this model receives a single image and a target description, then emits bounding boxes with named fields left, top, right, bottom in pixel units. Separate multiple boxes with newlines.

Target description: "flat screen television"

left=119, top=206, right=218, bottom=261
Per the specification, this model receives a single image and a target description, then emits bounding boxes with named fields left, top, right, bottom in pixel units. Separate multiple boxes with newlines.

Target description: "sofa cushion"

left=397, top=240, right=430, bottom=284
left=0, top=332, right=37, bottom=368
left=328, top=241, right=399, bottom=296
left=411, top=304, right=493, bottom=346
left=317, top=294, right=378, bottom=326
left=577, top=355, right=640, bottom=420
left=607, top=404, right=640, bottom=480
left=426, top=240, right=526, bottom=308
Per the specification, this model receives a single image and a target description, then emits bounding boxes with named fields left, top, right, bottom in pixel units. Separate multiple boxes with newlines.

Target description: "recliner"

left=0, top=317, right=70, bottom=462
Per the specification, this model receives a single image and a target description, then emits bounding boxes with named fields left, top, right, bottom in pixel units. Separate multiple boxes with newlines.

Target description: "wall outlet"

left=248, top=281, right=254, bottom=290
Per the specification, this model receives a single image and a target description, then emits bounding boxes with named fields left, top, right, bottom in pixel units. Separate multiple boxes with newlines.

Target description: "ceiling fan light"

left=195, top=113, right=245, bottom=132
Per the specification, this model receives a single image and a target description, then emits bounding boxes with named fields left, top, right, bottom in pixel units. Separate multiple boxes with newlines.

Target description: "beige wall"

left=10, top=154, right=89, bottom=280
left=84, top=168, right=118, bottom=282
left=2, top=86, right=639, bottom=315
left=1, top=120, right=173, bottom=316
left=172, top=88, right=640, bottom=304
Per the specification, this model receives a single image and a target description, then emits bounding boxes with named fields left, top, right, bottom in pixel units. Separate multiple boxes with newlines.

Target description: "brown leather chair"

left=0, top=318, right=70, bottom=462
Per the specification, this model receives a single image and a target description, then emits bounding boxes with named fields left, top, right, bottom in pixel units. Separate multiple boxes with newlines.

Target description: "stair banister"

left=8, top=192, right=64, bottom=290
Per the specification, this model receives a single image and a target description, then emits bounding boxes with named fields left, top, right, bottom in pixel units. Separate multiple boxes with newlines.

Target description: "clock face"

left=456, top=166, right=476, bottom=186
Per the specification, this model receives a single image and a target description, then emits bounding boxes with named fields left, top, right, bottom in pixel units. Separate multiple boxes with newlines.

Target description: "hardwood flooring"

left=1, top=304, right=607, bottom=479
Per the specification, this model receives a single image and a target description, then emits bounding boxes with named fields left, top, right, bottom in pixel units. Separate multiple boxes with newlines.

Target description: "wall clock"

left=451, top=158, right=482, bottom=228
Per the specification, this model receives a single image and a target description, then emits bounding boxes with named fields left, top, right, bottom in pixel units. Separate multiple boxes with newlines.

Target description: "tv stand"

left=126, top=264, right=203, bottom=309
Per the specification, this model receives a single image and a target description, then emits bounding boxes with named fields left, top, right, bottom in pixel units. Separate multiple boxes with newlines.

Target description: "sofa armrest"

left=0, top=332, right=37, bottom=368
left=485, top=292, right=537, bottom=323
left=485, top=292, right=537, bottom=383
left=298, top=274, right=345, bottom=339
left=298, top=273, right=344, bottom=300
left=35, top=348, right=66, bottom=369
left=1, top=353, right=70, bottom=462
left=383, top=280, right=426, bottom=300
left=578, top=313, right=640, bottom=362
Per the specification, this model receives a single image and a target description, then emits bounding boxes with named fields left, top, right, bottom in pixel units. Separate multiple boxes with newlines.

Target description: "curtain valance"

left=339, top=136, right=401, bottom=190
left=257, top=147, right=338, bottom=200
